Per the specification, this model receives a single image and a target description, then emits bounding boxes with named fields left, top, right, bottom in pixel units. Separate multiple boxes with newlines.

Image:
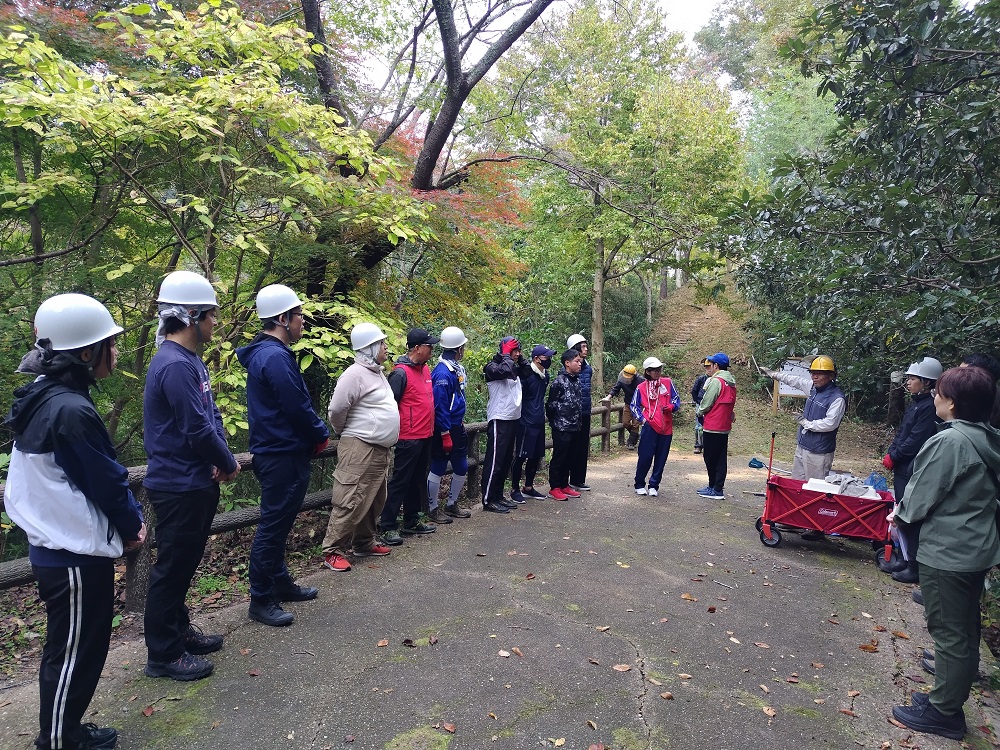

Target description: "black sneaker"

left=248, top=597, right=294, bottom=627
left=909, top=693, right=969, bottom=730
left=483, top=502, right=511, bottom=513
left=144, top=652, right=214, bottom=681
left=427, top=508, right=454, bottom=524
left=522, top=488, right=546, bottom=499
left=380, top=529, right=405, bottom=545
left=510, top=490, right=527, bottom=504
left=274, top=582, right=319, bottom=602
left=570, top=483, right=592, bottom=491
left=184, top=624, right=223, bottom=655
left=921, top=657, right=936, bottom=675
left=444, top=504, right=472, bottom=518
left=913, top=588, right=924, bottom=605
left=497, top=497, right=517, bottom=509
left=401, top=521, right=437, bottom=535
left=892, top=702, right=966, bottom=740
left=80, top=723, right=118, bottom=749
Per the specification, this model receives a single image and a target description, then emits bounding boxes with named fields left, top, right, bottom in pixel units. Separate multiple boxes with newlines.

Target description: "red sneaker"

left=323, top=553, right=352, bottom=572
left=355, top=544, right=391, bottom=557
left=562, top=486, right=581, bottom=498
left=549, top=487, right=568, bottom=500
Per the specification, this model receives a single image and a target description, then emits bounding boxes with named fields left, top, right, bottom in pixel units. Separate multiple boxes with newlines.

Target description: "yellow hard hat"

left=808, top=355, right=836, bottom=373
left=622, top=364, right=637, bottom=376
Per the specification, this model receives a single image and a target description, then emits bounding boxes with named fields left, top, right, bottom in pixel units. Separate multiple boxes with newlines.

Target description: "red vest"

left=703, top=376, right=736, bottom=432
left=395, top=361, right=434, bottom=439
left=637, top=377, right=675, bottom=436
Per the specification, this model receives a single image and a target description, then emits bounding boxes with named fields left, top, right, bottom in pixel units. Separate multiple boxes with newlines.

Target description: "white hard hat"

left=34, top=293, right=124, bottom=351
left=157, top=270, right=219, bottom=306
left=905, top=356, right=943, bottom=381
left=351, top=322, right=386, bottom=350
left=642, top=356, right=664, bottom=370
left=256, top=284, right=302, bottom=320
left=440, top=326, right=468, bottom=349
left=567, top=333, right=587, bottom=349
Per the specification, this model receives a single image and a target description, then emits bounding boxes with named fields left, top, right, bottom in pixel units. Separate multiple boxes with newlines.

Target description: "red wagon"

left=756, top=474, right=894, bottom=553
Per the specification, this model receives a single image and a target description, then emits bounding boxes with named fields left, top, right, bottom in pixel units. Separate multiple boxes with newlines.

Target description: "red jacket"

left=390, top=359, right=434, bottom=440
left=629, top=377, right=681, bottom=436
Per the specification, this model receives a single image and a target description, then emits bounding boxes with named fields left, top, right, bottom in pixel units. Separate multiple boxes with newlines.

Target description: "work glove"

left=501, top=338, right=520, bottom=356
left=601, top=395, right=612, bottom=402
left=441, top=432, right=454, bottom=453
left=313, top=438, right=330, bottom=456
left=882, top=453, right=894, bottom=470
left=662, top=404, right=674, bottom=413
left=760, top=367, right=775, bottom=377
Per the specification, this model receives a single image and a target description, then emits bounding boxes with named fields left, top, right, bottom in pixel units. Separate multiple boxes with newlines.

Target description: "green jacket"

left=896, top=420, right=1000, bottom=572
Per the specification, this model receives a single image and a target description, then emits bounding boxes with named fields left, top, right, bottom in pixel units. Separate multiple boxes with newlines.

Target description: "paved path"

left=1, top=451, right=993, bottom=750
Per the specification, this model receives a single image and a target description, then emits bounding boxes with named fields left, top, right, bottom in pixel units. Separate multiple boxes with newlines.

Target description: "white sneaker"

left=635, top=487, right=647, bottom=495
left=648, top=488, right=658, bottom=497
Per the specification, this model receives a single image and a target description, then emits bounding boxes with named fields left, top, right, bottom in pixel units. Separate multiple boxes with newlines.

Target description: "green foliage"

left=194, top=574, right=231, bottom=596
left=730, top=0, right=1000, bottom=416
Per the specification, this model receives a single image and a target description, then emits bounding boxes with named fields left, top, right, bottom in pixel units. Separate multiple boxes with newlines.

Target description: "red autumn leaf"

left=526, top=573, right=535, bottom=580
left=707, top=606, right=717, bottom=613
left=429, top=635, right=439, bottom=645
left=142, top=706, right=155, bottom=717
left=344, top=735, right=356, bottom=742
left=442, top=722, right=456, bottom=733
left=247, top=669, right=260, bottom=676
left=840, top=709, right=857, bottom=717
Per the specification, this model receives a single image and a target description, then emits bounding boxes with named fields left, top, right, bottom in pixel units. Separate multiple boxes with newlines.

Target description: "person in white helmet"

left=5, top=293, right=146, bottom=750
left=629, top=356, right=681, bottom=496
left=566, top=333, right=593, bottom=491
left=320, top=323, right=400, bottom=572
left=879, top=356, right=943, bottom=584
left=426, top=326, right=473, bottom=523
left=143, top=271, right=240, bottom=682
left=236, top=285, right=330, bottom=627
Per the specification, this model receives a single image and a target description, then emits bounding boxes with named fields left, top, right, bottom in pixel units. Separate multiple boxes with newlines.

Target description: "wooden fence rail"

left=0, top=404, right=626, bottom=609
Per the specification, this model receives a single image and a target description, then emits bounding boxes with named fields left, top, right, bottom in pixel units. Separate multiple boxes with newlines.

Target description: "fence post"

left=601, top=404, right=610, bottom=453
left=466, top=425, right=482, bottom=504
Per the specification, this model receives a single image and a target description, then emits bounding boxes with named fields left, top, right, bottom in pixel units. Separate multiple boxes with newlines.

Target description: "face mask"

left=539, top=358, right=552, bottom=369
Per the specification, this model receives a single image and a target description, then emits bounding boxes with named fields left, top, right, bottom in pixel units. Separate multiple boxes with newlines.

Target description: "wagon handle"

left=767, top=432, right=776, bottom=481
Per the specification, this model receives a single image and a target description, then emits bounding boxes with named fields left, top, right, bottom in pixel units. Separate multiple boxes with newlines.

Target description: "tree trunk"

left=591, top=236, right=606, bottom=393
left=659, top=266, right=670, bottom=300
left=299, top=0, right=352, bottom=123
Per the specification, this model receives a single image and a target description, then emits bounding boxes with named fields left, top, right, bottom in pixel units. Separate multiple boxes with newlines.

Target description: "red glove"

left=314, top=438, right=330, bottom=456
left=501, top=337, right=520, bottom=356
left=882, top=453, right=894, bottom=470
left=441, top=433, right=454, bottom=453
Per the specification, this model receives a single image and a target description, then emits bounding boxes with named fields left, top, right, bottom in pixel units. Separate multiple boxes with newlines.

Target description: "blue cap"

left=531, top=344, right=556, bottom=358
left=707, top=352, right=730, bottom=368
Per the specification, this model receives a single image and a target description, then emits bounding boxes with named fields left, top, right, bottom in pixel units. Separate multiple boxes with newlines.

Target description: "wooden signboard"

left=771, top=357, right=810, bottom=415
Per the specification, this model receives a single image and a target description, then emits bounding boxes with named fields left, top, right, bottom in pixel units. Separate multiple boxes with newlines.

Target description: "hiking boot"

left=693, top=447, right=702, bottom=454
left=923, top=648, right=934, bottom=660
left=145, top=652, right=214, bottom=681
left=522, top=487, right=546, bottom=499
left=483, top=501, right=511, bottom=513
left=635, top=487, right=647, bottom=495
left=248, top=597, right=294, bottom=627
left=549, top=487, right=569, bottom=501
left=427, top=507, right=454, bottom=524
left=562, top=486, right=581, bottom=498
left=892, top=562, right=919, bottom=584
left=891, top=702, right=966, bottom=740
left=80, top=723, right=118, bottom=750
left=401, top=521, right=437, bottom=535
left=444, top=504, right=471, bottom=518
left=648, top=487, right=658, bottom=497
left=913, top=588, right=924, bottom=606
left=570, top=483, right=591, bottom=491
left=323, top=553, right=352, bottom=572
left=909, top=692, right=969, bottom=730
left=510, top=490, right=527, bottom=504
left=921, top=657, right=936, bottom=675
left=184, top=624, right=223, bottom=655
left=274, top=582, right=319, bottom=602
left=355, top=543, right=392, bottom=557
left=381, top=529, right=404, bottom=546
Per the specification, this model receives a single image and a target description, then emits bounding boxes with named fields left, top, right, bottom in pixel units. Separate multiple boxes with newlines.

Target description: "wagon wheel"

left=755, top=517, right=764, bottom=532
left=760, top=527, right=782, bottom=547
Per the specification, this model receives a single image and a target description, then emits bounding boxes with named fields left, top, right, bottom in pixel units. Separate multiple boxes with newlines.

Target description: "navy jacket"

left=143, top=340, right=237, bottom=491
left=578, top=359, right=593, bottom=415
left=518, top=361, right=550, bottom=427
left=236, top=334, right=328, bottom=455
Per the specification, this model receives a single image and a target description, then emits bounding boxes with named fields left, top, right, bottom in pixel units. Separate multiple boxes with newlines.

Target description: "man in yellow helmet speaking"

left=761, top=355, right=846, bottom=482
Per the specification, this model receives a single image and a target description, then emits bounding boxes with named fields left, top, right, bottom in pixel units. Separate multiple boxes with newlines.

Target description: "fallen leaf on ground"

left=587, top=720, right=597, bottom=730
left=862, top=612, right=872, bottom=618
left=430, top=635, right=439, bottom=645
left=526, top=573, right=535, bottom=580
left=873, top=625, right=887, bottom=632
left=660, top=692, right=674, bottom=700
left=678, top=673, right=692, bottom=680
left=377, top=639, right=389, bottom=647
left=755, top=642, right=771, bottom=649
left=648, top=677, right=662, bottom=686
left=763, top=706, right=776, bottom=717
left=681, top=593, right=698, bottom=601
left=858, top=641, right=879, bottom=653
left=596, top=626, right=611, bottom=632
left=613, top=664, right=632, bottom=672
left=730, top=637, right=741, bottom=644
left=760, top=685, right=770, bottom=693
left=507, top=550, right=518, bottom=556
left=848, top=690, right=861, bottom=697
left=786, top=676, right=799, bottom=683
left=811, top=662, right=824, bottom=668
left=888, top=717, right=907, bottom=729
left=247, top=669, right=260, bottom=677
left=476, top=553, right=486, bottom=556
left=589, top=658, right=600, bottom=665
left=905, top=674, right=926, bottom=683
left=588, top=745, right=606, bottom=750
left=142, top=706, right=155, bottom=717
left=707, top=606, right=716, bottom=613
left=498, top=650, right=511, bottom=658
left=345, top=736, right=355, bottom=743
left=240, top=648, right=252, bottom=656
left=488, top=712, right=497, bottom=720
left=892, top=630, right=910, bottom=639
left=828, top=618, right=840, bottom=625
left=814, top=699, right=825, bottom=704
left=839, top=709, right=857, bottom=717
left=402, top=639, right=416, bottom=648
left=551, top=738, right=566, bottom=747
left=442, top=722, right=456, bottom=733
left=511, top=647, right=523, bottom=657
